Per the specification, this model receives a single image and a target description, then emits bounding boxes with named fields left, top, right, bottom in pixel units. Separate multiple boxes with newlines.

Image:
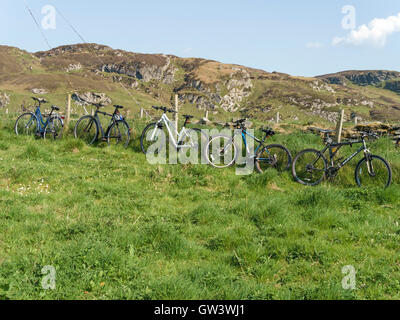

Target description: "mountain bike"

left=292, top=128, right=392, bottom=188
left=140, top=106, right=208, bottom=159
left=74, top=103, right=131, bottom=147
left=15, top=97, right=64, bottom=139
left=205, top=119, right=292, bottom=173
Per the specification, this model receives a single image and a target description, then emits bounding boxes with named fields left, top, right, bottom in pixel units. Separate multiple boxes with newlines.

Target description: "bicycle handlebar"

left=152, top=106, right=177, bottom=114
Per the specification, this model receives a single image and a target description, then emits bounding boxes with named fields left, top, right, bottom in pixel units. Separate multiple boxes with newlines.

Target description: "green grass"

left=0, top=120, right=399, bottom=300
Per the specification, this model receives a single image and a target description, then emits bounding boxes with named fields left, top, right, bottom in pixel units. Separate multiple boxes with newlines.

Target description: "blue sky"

left=1, top=0, right=400, bottom=76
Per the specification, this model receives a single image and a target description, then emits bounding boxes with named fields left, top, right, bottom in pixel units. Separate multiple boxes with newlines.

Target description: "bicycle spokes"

left=356, top=156, right=391, bottom=188
left=293, top=150, right=326, bottom=186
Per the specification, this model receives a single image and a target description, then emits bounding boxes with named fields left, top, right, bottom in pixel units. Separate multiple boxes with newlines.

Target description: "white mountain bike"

left=140, top=106, right=208, bottom=160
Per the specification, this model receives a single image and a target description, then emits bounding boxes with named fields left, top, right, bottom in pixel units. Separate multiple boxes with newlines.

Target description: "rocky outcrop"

left=383, top=80, right=400, bottom=94
left=32, top=88, right=48, bottom=94
left=100, top=55, right=176, bottom=84
left=0, top=93, right=10, bottom=108
left=318, top=70, right=400, bottom=86
left=178, top=68, right=253, bottom=112
left=72, top=92, right=111, bottom=106
left=66, top=63, right=82, bottom=72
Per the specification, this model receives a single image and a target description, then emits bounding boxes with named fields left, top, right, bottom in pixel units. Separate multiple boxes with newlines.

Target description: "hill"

left=1, top=43, right=400, bottom=124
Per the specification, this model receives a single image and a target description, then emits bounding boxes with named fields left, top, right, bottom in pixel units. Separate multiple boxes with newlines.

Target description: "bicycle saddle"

left=114, top=105, right=124, bottom=109
left=261, top=128, right=275, bottom=136
left=51, top=105, right=60, bottom=111
left=32, top=97, right=47, bottom=104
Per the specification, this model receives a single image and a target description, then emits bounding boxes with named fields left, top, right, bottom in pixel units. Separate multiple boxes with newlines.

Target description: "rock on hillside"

left=317, top=70, right=400, bottom=86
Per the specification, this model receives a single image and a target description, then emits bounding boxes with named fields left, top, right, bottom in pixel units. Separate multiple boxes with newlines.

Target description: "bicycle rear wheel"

left=74, top=115, right=99, bottom=145
left=355, top=155, right=392, bottom=188
left=15, top=113, right=38, bottom=136
left=107, top=120, right=130, bottom=148
left=256, top=144, right=292, bottom=173
left=44, top=116, right=64, bottom=140
left=205, top=135, right=237, bottom=169
left=292, top=149, right=327, bottom=186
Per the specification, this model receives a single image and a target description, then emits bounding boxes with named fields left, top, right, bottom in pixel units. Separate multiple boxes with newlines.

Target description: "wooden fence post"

left=66, top=94, right=72, bottom=129
left=175, top=94, right=179, bottom=130
left=335, top=109, right=345, bottom=143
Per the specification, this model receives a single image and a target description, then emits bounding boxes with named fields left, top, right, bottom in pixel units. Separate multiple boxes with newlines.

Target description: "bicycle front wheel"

left=355, top=155, right=392, bottom=189
left=15, top=113, right=38, bottom=136
left=74, top=115, right=99, bottom=145
left=140, top=123, right=167, bottom=155
left=292, top=149, right=327, bottom=186
left=256, top=144, right=292, bottom=173
left=44, top=116, right=64, bottom=140
left=205, top=135, right=237, bottom=169
left=107, top=120, right=131, bottom=148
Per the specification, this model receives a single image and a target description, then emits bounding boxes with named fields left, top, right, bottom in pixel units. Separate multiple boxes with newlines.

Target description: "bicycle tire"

left=44, top=116, right=64, bottom=140
left=107, top=120, right=131, bottom=148
left=15, top=113, right=38, bottom=136
left=355, top=155, right=392, bottom=189
left=205, top=135, right=238, bottom=169
left=292, top=149, right=328, bottom=186
left=140, top=123, right=166, bottom=155
left=74, top=115, right=99, bottom=145
left=255, top=144, right=292, bottom=174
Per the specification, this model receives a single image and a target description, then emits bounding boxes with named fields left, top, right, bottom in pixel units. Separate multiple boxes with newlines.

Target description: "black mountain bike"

left=292, top=129, right=392, bottom=188
left=74, top=103, right=131, bottom=147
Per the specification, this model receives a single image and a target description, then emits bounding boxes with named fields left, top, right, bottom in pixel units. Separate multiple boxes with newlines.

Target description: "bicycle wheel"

left=256, top=144, right=292, bottom=173
left=140, top=123, right=167, bottom=155
left=355, top=155, right=392, bottom=189
left=292, top=149, right=327, bottom=186
left=205, top=135, right=238, bottom=169
left=44, top=116, right=64, bottom=140
left=178, top=128, right=209, bottom=163
left=107, top=120, right=130, bottom=148
left=15, top=113, right=38, bottom=136
left=74, top=115, right=99, bottom=145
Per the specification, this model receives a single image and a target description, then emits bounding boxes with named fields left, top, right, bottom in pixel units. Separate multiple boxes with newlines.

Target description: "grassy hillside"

left=0, top=116, right=399, bottom=300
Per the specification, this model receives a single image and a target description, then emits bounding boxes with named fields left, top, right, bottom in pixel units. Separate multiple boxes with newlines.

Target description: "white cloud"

left=306, top=42, right=324, bottom=49
left=333, top=12, right=400, bottom=47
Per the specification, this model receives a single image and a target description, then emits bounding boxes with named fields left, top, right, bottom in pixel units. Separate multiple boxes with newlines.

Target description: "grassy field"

left=0, top=116, right=399, bottom=300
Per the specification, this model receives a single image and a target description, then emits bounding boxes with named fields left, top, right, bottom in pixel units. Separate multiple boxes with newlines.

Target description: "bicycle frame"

left=319, top=139, right=371, bottom=172
left=93, top=109, right=123, bottom=138
left=34, top=106, right=52, bottom=133
left=153, top=113, right=194, bottom=149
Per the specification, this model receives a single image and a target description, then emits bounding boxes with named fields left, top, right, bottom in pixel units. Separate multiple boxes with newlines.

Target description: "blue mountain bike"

left=205, top=119, right=292, bottom=173
left=15, top=97, right=64, bottom=139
